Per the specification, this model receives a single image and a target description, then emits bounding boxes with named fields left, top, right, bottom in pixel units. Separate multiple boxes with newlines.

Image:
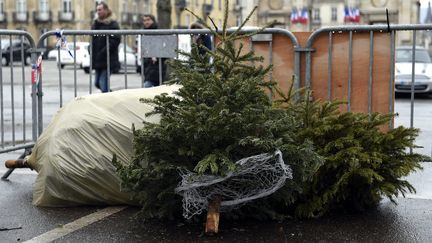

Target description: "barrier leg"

left=1, top=169, right=15, bottom=180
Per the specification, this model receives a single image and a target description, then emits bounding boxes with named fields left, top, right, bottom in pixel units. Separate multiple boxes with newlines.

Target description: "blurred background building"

left=251, top=0, right=421, bottom=45
left=0, top=0, right=226, bottom=49
left=0, top=0, right=425, bottom=49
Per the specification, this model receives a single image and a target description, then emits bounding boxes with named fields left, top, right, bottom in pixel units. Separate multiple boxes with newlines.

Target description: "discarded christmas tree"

left=257, top=91, right=428, bottom=218
left=113, top=0, right=427, bottom=224
left=113, top=2, right=320, bottom=221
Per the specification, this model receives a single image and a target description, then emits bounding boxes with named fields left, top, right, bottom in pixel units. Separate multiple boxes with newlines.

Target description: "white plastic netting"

left=175, top=150, right=292, bottom=219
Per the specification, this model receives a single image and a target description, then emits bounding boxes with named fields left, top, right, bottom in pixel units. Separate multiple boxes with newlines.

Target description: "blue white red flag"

left=291, top=8, right=299, bottom=24
left=299, top=7, right=309, bottom=24
left=344, top=6, right=360, bottom=23
left=351, top=8, right=361, bottom=22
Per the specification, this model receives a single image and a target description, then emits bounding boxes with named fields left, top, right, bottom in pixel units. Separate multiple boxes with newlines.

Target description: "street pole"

left=176, top=12, right=181, bottom=28
left=175, top=0, right=186, bottom=28
left=417, top=1, right=423, bottom=47
left=417, top=0, right=421, bottom=24
left=308, top=0, right=313, bottom=32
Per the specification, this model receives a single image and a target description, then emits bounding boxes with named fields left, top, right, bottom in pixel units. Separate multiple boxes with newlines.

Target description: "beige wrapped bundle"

left=26, top=85, right=179, bottom=207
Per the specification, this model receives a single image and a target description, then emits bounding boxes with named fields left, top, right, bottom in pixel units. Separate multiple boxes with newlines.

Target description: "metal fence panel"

left=304, top=24, right=432, bottom=157
left=2, top=25, right=432, bottom=177
left=0, top=30, right=37, bottom=155
left=35, top=28, right=300, bottom=136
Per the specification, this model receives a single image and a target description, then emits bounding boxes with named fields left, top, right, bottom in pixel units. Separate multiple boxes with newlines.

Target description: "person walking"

left=91, top=1, right=120, bottom=93
left=142, top=14, right=166, bottom=88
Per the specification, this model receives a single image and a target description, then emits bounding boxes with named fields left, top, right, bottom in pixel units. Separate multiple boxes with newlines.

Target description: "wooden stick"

left=5, top=159, right=29, bottom=169
left=205, top=196, right=222, bottom=235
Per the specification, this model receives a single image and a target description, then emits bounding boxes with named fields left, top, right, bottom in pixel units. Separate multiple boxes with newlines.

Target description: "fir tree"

left=113, top=2, right=320, bottom=219
left=114, top=1, right=427, bottom=220
left=264, top=90, right=428, bottom=218
left=222, top=88, right=427, bottom=220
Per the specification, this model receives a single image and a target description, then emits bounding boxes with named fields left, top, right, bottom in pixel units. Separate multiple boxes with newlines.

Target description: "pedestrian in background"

left=142, top=14, right=166, bottom=88
left=91, top=1, right=120, bottom=93
left=190, top=21, right=212, bottom=59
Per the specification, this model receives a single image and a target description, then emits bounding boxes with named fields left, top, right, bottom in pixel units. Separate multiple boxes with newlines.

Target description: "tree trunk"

left=205, top=196, right=221, bottom=235
left=157, top=0, right=172, bottom=29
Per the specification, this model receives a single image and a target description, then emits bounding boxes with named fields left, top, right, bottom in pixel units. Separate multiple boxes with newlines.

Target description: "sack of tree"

left=26, top=85, right=180, bottom=207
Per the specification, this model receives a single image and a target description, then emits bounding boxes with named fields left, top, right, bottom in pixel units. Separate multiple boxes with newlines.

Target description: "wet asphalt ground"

left=1, top=164, right=432, bottom=242
left=1, top=63, right=432, bottom=242
left=1, top=102, right=432, bottom=242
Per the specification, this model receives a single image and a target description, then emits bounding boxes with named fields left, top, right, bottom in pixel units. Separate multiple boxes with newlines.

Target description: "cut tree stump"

left=5, top=159, right=29, bottom=169
left=205, top=196, right=222, bottom=235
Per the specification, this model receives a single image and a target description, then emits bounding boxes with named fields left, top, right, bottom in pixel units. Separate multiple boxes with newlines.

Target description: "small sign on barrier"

left=140, top=35, right=177, bottom=58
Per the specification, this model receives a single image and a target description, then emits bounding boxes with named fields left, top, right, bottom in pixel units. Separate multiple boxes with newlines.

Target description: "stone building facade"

left=0, top=0, right=423, bottom=48
left=0, top=0, right=225, bottom=48
left=234, top=0, right=421, bottom=45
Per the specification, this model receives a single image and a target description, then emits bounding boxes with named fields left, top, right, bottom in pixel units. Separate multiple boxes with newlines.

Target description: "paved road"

left=1, top=165, right=432, bottom=242
left=394, top=94, right=432, bottom=157
left=1, top=61, right=432, bottom=242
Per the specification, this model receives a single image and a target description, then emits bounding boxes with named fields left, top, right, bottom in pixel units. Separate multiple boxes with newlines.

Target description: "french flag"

left=298, top=7, right=309, bottom=24
left=291, top=8, right=299, bottom=24
left=344, top=6, right=360, bottom=23
left=351, top=8, right=361, bottom=23
left=344, top=6, right=352, bottom=22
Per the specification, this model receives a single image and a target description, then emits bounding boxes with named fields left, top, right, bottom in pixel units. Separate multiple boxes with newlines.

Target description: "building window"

left=63, top=0, right=72, bottom=13
left=185, top=13, right=190, bottom=27
left=312, top=8, right=320, bottom=21
left=144, top=0, right=150, bottom=14
left=331, top=7, right=337, bottom=21
left=39, top=0, right=49, bottom=12
left=236, top=15, right=241, bottom=26
left=0, top=0, right=4, bottom=12
left=122, top=0, right=128, bottom=12
left=132, top=1, right=139, bottom=22
left=132, top=2, right=137, bottom=14
left=16, top=0, right=27, bottom=13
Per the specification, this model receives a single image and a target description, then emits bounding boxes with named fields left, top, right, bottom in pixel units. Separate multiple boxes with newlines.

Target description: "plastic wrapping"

left=26, top=85, right=180, bottom=207
left=175, top=150, right=292, bottom=219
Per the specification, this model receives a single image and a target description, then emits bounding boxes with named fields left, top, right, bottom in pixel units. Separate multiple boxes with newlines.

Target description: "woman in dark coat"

left=91, top=2, right=120, bottom=93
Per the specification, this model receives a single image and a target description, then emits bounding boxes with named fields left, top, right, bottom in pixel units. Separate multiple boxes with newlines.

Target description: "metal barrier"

left=0, top=30, right=37, bottom=156
left=304, top=25, right=396, bottom=122
left=2, top=25, right=432, bottom=180
left=304, top=24, right=432, bottom=129
left=36, top=28, right=300, bottom=136
left=304, top=24, right=432, bottom=156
